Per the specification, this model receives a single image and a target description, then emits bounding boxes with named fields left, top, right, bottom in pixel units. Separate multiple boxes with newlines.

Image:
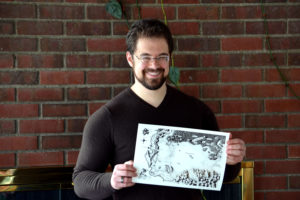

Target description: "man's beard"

left=133, top=67, right=167, bottom=90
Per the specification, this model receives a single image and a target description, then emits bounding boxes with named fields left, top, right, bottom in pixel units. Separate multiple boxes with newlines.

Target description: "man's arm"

left=72, top=107, right=115, bottom=199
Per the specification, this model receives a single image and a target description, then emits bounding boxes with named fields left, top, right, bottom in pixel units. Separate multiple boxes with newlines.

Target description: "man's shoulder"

left=167, top=85, right=212, bottom=112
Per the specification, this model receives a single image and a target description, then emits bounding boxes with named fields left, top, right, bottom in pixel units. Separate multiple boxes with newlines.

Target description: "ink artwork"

left=133, top=124, right=229, bottom=191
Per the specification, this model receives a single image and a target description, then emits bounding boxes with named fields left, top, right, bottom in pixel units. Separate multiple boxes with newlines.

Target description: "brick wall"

left=0, top=0, right=299, bottom=199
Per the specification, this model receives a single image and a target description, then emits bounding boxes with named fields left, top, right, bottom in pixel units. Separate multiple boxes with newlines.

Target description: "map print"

left=133, top=124, right=229, bottom=191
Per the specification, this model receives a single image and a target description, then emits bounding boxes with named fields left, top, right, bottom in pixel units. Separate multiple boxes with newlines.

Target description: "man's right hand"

left=110, top=160, right=137, bottom=190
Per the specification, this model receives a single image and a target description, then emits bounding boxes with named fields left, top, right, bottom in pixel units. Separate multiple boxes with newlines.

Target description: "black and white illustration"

left=133, top=124, right=229, bottom=191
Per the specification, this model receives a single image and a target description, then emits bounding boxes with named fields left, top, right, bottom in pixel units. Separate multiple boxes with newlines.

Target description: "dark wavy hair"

left=126, top=19, right=174, bottom=55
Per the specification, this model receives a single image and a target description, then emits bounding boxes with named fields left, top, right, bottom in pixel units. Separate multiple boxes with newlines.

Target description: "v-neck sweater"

left=73, top=85, right=241, bottom=200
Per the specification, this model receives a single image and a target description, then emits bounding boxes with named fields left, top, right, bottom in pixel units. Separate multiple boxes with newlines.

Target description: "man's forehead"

left=135, top=37, right=169, bottom=54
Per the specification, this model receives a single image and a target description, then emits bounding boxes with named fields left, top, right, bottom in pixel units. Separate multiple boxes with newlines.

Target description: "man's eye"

left=142, top=57, right=151, bottom=61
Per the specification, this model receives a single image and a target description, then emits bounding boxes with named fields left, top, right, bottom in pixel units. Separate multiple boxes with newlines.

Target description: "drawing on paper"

left=133, top=124, right=229, bottom=191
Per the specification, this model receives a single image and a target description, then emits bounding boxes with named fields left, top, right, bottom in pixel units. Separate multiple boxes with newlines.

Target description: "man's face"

left=127, top=37, right=170, bottom=90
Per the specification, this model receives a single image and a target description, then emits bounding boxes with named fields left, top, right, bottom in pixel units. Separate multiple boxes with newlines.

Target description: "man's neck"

left=131, top=82, right=167, bottom=108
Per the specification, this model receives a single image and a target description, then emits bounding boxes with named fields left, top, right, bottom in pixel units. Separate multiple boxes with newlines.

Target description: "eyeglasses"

left=134, top=55, right=169, bottom=65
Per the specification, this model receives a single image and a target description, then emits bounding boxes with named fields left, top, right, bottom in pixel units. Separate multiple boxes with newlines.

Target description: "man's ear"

left=126, top=51, right=133, bottom=68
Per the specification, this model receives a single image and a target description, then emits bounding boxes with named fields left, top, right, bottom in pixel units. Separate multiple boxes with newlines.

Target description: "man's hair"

left=126, top=19, right=174, bottom=55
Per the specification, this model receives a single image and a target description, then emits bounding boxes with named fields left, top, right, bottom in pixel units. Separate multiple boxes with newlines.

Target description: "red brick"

left=0, top=136, right=37, bottom=151
left=221, top=69, right=262, bottom=82
left=0, top=88, right=15, bottom=101
left=254, top=192, right=264, bottom=200
left=222, top=100, right=262, bottom=113
left=246, top=21, right=286, bottom=34
left=202, top=54, right=242, bottom=67
left=0, top=153, right=15, bottom=167
left=266, top=191, right=300, bottom=200
left=43, top=104, right=86, bottom=117
left=88, top=38, right=126, bottom=52
left=179, top=85, right=200, bottom=98
left=42, top=135, right=82, bottom=149
left=20, top=120, right=64, bottom=134
left=169, top=22, right=199, bottom=35
left=246, top=115, right=286, bottom=128
left=203, top=101, right=220, bottom=114
left=216, top=115, right=242, bottom=129
left=178, top=6, right=219, bottom=20
left=0, top=21, right=14, bottom=34
left=0, top=38, right=37, bottom=51
left=266, top=130, right=300, bottom=143
left=289, top=145, right=300, bottom=158
left=202, top=85, right=242, bottom=98
left=67, top=55, right=109, bottom=68
left=288, top=84, right=300, bottom=97
left=0, top=120, right=15, bottom=134
left=18, top=88, right=63, bottom=101
left=40, top=71, right=84, bottom=84
left=222, top=6, right=262, bottom=19
left=268, top=37, right=300, bottom=50
left=266, top=160, right=300, bottom=174
left=19, top=152, right=64, bottom=166
left=244, top=53, right=286, bottom=66
left=246, top=84, right=286, bottom=98
left=288, top=114, right=300, bottom=128
left=113, top=87, right=127, bottom=96
left=0, top=4, right=36, bottom=18
left=40, top=5, right=84, bottom=19
left=0, top=71, right=38, bottom=85
left=0, top=104, right=38, bottom=118
left=67, top=151, right=79, bottom=165
left=265, top=68, right=300, bottom=82
left=17, top=21, right=63, bottom=35
left=67, top=119, right=87, bottom=132
left=231, top=130, right=264, bottom=144
left=18, top=54, right=63, bottom=68
left=253, top=161, right=264, bottom=175
left=180, top=70, right=218, bottom=83
left=289, top=21, right=300, bottom=34
left=0, top=54, right=14, bottom=68
left=88, top=102, right=105, bottom=115
left=67, top=87, right=111, bottom=101
left=87, top=6, right=113, bottom=19
left=113, top=22, right=130, bottom=35
left=266, top=99, right=300, bottom=112
left=264, top=6, right=287, bottom=19
left=287, top=5, right=300, bottom=18
left=112, top=54, right=130, bottom=68
left=246, top=146, right=286, bottom=159
left=87, top=70, right=130, bottom=84
left=289, top=53, right=300, bottom=65
left=67, top=22, right=110, bottom=35
left=203, top=22, right=244, bottom=35
left=173, top=54, right=200, bottom=68
left=133, top=6, right=176, bottom=20
left=178, top=38, right=219, bottom=51
left=222, top=37, right=263, bottom=51
left=162, top=0, right=199, bottom=3
left=41, top=38, right=85, bottom=52
left=290, top=176, right=300, bottom=189
left=255, top=176, right=287, bottom=190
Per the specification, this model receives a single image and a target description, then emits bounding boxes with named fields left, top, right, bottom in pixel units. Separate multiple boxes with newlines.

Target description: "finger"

left=124, top=160, right=134, bottom=165
left=228, top=138, right=245, bottom=145
left=226, top=155, right=243, bottom=165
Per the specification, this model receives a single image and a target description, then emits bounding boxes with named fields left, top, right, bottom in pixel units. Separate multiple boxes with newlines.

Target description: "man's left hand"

left=226, top=134, right=246, bottom=165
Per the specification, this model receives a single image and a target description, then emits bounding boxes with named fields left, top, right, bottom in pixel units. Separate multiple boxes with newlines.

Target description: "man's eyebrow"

left=139, top=53, right=169, bottom=57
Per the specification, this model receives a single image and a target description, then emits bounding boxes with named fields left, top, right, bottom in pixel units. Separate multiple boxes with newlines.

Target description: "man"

left=73, top=19, right=246, bottom=200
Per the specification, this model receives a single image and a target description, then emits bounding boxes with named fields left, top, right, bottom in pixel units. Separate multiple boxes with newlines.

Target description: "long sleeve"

left=72, top=107, right=115, bottom=200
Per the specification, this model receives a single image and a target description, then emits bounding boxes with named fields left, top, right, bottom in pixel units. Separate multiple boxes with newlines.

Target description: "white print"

left=133, top=124, right=229, bottom=191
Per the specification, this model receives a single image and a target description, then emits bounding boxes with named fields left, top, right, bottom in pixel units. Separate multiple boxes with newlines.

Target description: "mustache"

left=143, top=68, right=165, bottom=73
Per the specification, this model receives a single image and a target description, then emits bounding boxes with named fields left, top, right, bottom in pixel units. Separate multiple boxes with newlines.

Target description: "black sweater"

left=73, top=85, right=241, bottom=200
